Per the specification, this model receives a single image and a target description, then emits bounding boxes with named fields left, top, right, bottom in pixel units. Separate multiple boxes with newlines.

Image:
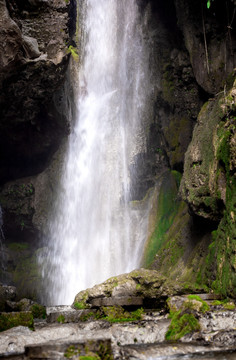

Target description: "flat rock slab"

left=119, top=343, right=236, bottom=360
left=91, top=296, right=143, bottom=307
left=25, top=339, right=113, bottom=359
left=47, top=309, right=97, bottom=323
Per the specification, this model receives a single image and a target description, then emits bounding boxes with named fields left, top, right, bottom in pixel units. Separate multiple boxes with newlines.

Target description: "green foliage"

left=0, top=312, right=34, bottom=332
left=57, top=314, right=65, bottom=323
left=67, top=45, right=79, bottom=61
left=165, top=311, right=200, bottom=341
left=207, top=0, right=214, bottom=9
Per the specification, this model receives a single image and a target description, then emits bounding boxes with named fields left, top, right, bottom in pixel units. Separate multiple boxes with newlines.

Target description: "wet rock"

left=47, top=309, right=97, bottom=324
left=200, top=311, right=236, bottom=332
left=6, top=298, right=46, bottom=319
left=0, top=0, right=75, bottom=184
left=25, top=339, right=113, bottom=359
left=174, top=0, right=235, bottom=94
left=22, top=35, right=41, bottom=59
left=0, top=284, right=17, bottom=311
left=91, top=297, right=144, bottom=308
left=167, top=294, right=210, bottom=314
left=73, top=268, right=182, bottom=310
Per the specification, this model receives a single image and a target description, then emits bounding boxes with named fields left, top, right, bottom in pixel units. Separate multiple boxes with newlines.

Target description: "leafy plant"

left=67, top=45, right=79, bottom=61
left=207, top=0, right=215, bottom=9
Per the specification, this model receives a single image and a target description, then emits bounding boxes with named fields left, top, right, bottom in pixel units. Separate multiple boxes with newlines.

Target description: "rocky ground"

left=0, top=304, right=236, bottom=359
left=0, top=269, right=236, bottom=359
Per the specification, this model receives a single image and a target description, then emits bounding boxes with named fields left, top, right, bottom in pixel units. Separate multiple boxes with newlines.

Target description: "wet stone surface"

left=0, top=304, right=236, bottom=359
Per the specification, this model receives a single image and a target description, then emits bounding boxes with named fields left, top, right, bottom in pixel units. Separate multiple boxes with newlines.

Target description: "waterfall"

left=43, top=0, right=152, bottom=305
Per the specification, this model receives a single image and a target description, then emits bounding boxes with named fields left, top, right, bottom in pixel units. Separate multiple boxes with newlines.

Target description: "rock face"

left=0, top=0, right=75, bottom=184
left=142, top=0, right=236, bottom=299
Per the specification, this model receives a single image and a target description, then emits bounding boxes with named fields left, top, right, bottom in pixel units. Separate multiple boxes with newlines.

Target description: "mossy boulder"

left=6, top=298, right=46, bottom=319
left=167, top=295, right=210, bottom=314
left=0, top=311, right=34, bottom=332
left=165, top=311, right=200, bottom=341
left=73, top=268, right=201, bottom=310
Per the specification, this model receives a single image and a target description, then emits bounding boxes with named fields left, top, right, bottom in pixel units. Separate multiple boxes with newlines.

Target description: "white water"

left=43, top=0, right=151, bottom=305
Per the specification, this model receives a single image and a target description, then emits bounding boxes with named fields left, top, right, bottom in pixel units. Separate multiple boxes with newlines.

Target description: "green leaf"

left=207, top=0, right=211, bottom=8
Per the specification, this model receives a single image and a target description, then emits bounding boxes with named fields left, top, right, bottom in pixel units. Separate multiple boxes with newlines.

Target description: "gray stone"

left=47, top=309, right=97, bottom=324
left=22, top=35, right=41, bottom=59
left=91, top=296, right=143, bottom=308
left=0, top=284, right=17, bottom=311
left=25, top=339, right=113, bottom=359
left=73, top=268, right=177, bottom=310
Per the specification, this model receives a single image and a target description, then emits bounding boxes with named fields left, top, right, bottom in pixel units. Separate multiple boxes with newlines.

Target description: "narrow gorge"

left=0, top=0, right=235, bottom=358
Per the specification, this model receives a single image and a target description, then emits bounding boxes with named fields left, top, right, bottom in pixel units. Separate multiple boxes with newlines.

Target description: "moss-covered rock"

left=73, top=268, right=190, bottom=310
left=180, top=78, right=236, bottom=297
left=6, top=298, right=46, bottom=319
left=142, top=170, right=183, bottom=268
left=165, top=311, right=200, bottom=341
left=180, top=98, right=225, bottom=221
left=0, top=311, right=34, bottom=332
left=167, top=295, right=210, bottom=314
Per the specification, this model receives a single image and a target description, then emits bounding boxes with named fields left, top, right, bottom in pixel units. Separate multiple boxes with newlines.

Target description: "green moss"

left=165, top=311, right=200, bottom=341
left=12, top=253, right=42, bottom=300
left=94, top=306, right=144, bottom=323
left=203, top=113, right=236, bottom=297
left=143, top=171, right=183, bottom=267
left=31, top=304, right=46, bottom=319
left=57, top=315, right=65, bottom=323
left=64, top=345, right=82, bottom=358
left=212, top=300, right=223, bottom=306
left=80, top=312, right=97, bottom=322
left=223, top=302, right=235, bottom=310
left=0, top=312, right=34, bottom=332
left=64, top=342, right=113, bottom=360
left=8, top=242, right=29, bottom=251
left=74, top=302, right=86, bottom=310
left=187, top=295, right=210, bottom=313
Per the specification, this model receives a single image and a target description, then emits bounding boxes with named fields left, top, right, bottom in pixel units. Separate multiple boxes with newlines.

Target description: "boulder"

left=6, top=298, right=46, bottom=319
left=0, top=311, right=34, bottom=332
left=72, top=268, right=196, bottom=310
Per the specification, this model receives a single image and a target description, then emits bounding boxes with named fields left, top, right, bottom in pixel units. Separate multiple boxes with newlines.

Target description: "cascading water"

left=42, top=0, right=152, bottom=305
